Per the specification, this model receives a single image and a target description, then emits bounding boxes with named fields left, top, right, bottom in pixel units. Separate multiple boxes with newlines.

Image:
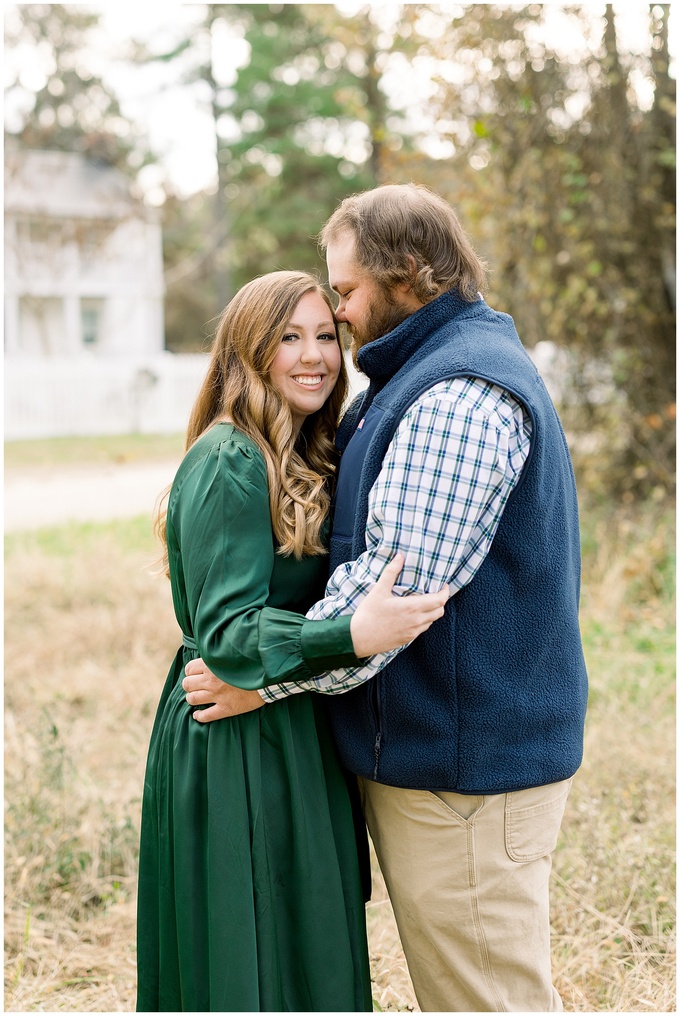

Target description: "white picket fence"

left=5, top=351, right=373, bottom=441
left=5, top=354, right=210, bottom=440
left=4, top=343, right=566, bottom=441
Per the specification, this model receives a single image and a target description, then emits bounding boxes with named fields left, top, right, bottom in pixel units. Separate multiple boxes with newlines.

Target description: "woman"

left=136, top=271, right=447, bottom=1012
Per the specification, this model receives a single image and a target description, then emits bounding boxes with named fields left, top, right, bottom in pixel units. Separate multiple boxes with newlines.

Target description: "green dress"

left=137, top=424, right=372, bottom=1013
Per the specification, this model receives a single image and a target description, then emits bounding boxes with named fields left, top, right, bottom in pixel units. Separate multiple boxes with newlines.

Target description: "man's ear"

left=394, top=254, right=418, bottom=294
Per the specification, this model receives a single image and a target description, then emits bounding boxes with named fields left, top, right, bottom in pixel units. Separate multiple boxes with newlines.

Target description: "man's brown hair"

left=320, top=183, right=488, bottom=303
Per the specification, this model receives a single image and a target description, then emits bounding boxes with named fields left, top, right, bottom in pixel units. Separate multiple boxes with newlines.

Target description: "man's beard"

left=348, top=291, right=413, bottom=368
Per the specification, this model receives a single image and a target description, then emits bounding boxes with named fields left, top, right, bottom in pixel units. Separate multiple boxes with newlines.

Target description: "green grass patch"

left=579, top=498, right=676, bottom=608
left=4, top=514, right=157, bottom=560
left=582, top=616, right=675, bottom=710
left=5, top=432, right=184, bottom=470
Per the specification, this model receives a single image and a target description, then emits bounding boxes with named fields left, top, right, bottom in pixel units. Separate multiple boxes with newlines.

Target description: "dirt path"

left=4, top=459, right=181, bottom=532
left=4, top=361, right=370, bottom=534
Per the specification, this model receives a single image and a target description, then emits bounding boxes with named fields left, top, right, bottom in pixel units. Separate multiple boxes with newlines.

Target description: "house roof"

left=4, top=148, right=147, bottom=221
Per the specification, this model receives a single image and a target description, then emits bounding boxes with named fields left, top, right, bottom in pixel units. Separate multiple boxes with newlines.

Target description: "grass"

left=5, top=513, right=174, bottom=1012
left=4, top=433, right=184, bottom=472
left=548, top=502, right=676, bottom=1013
left=4, top=499, right=675, bottom=1012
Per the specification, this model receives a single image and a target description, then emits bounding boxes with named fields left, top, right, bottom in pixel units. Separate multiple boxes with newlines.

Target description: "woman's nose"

left=300, top=339, right=323, bottom=363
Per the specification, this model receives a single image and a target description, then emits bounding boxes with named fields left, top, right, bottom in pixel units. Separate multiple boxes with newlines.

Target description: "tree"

left=210, top=2, right=389, bottom=291
left=147, top=2, right=426, bottom=320
left=136, top=3, right=371, bottom=315
left=161, top=190, right=225, bottom=353
left=404, top=3, right=675, bottom=495
left=4, top=4, right=149, bottom=172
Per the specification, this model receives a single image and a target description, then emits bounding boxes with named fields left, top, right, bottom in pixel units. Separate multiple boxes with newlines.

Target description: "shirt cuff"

left=258, top=681, right=306, bottom=703
left=300, top=614, right=362, bottom=673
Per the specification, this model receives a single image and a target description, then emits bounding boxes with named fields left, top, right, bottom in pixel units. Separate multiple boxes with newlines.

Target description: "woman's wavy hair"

left=154, top=271, right=347, bottom=570
left=320, top=183, right=489, bottom=302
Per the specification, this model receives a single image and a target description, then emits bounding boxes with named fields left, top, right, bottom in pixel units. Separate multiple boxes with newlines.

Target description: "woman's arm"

left=183, top=554, right=448, bottom=721
left=176, top=435, right=447, bottom=693
left=175, top=436, right=354, bottom=689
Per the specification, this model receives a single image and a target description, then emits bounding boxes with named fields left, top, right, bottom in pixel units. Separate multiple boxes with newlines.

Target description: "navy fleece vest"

left=326, top=289, right=588, bottom=794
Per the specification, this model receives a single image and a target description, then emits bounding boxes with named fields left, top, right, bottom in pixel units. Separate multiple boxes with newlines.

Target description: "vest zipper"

left=370, top=677, right=383, bottom=780
left=373, top=731, right=382, bottom=781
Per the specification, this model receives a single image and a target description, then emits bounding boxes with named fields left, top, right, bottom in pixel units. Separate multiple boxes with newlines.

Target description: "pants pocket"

left=428, top=789, right=483, bottom=822
left=504, top=778, right=572, bottom=862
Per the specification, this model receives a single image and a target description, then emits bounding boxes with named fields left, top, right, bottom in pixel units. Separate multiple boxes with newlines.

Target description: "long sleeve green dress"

left=136, top=423, right=373, bottom=1013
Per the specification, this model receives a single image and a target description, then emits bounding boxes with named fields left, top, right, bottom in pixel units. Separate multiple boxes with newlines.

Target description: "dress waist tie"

left=182, top=633, right=198, bottom=651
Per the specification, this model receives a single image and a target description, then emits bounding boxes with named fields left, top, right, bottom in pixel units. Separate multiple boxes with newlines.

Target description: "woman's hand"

left=183, top=555, right=447, bottom=720
left=183, top=661, right=264, bottom=722
left=349, top=554, right=449, bottom=658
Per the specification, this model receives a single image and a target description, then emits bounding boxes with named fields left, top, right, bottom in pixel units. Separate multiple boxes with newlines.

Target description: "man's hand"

left=183, top=659, right=264, bottom=722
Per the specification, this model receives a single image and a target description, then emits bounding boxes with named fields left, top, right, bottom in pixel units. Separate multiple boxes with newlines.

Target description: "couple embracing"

left=136, top=184, right=588, bottom=1013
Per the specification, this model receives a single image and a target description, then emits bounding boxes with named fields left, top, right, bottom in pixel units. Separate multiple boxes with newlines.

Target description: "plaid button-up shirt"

left=260, top=376, right=532, bottom=702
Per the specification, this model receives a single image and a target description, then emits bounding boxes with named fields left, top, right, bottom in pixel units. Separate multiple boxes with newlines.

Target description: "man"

left=184, top=184, right=588, bottom=1012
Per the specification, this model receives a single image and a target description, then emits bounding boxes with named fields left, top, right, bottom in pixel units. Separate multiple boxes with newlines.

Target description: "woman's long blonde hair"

left=155, top=271, right=347, bottom=569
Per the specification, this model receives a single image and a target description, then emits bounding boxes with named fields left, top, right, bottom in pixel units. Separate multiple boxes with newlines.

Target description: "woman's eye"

left=318, top=332, right=337, bottom=342
left=282, top=333, right=299, bottom=343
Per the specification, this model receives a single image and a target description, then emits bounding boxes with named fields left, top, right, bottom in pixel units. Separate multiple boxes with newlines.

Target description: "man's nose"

left=335, top=298, right=347, bottom=322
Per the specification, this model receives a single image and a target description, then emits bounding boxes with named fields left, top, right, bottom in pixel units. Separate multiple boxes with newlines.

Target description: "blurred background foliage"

left=5, top=2, right=676, bottom=499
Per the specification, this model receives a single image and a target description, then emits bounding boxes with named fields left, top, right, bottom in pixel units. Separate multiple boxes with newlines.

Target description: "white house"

left=4, top=148, right=208, bottom=438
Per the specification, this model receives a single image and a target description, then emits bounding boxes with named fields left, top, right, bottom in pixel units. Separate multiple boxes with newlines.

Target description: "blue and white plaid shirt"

left=260, top=376, right=532, bottom=702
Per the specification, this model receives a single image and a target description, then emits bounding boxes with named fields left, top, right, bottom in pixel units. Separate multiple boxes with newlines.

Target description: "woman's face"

left=269, top=291, right=342, bottom=431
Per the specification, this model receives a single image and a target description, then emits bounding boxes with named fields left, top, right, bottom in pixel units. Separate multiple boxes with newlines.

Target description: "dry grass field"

left=4, top=453, right=675, bottom=1011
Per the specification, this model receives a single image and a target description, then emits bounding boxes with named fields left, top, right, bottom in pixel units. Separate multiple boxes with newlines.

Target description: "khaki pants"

left=360, top=776, right=571, bottom=1012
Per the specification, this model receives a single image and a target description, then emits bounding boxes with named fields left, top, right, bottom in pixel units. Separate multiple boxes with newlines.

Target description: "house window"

left=80, top=298, right=105, bottom=347
left=17, top=218, right=63, bottom=247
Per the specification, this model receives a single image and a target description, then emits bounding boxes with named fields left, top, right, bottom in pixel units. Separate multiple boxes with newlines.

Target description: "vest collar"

left=356, top=288, right=480, bottom=382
